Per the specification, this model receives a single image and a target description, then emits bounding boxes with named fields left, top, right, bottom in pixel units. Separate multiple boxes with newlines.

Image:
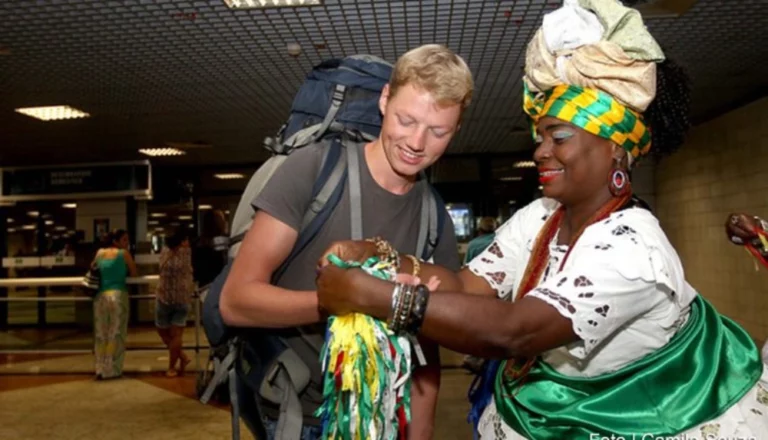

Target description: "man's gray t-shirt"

left=251, top=141, right=460, bottom=421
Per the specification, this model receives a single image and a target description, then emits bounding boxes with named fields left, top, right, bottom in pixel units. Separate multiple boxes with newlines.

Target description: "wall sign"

left=0, top=161, right=152, bottom=202
left=94, top=218, right=110, bottom=244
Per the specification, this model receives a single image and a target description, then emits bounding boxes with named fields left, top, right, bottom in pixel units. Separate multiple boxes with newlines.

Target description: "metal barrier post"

left=0, top=276, right=211, bottom=376
left=0, top=276, right=159, bottom=357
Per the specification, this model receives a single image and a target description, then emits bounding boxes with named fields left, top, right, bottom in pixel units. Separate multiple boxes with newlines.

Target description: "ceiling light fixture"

left=22, top=225, right=36, bottom=230
left=27, top=211, right=40, bottom=217
left=150, top=213, right=167, bottom=218
left=139, top=148, right=186, bottom=157
left=513, top=161, right=536, bottom=168
left=178, top=215, right=193, bottom=221
left=15, top=105, right=90, bottom=121
left=222, top=0, right=322, bottom=9
left=55, top=226, right=67, bottom=231
left=62, top=203, right=77, bottom=209
left=214, top=173, right=245, bottom=180
left=199, top=204, right=213, bottom=210
left=45, top=220, right=54, bottom=226
left=500, top=176, right=523, bottom=182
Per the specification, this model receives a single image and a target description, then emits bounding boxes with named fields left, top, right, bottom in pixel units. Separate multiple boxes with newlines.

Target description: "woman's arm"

left=123, top=251, right=139, bottom=277
left=319, top=239, right=497, bottom=297
left=317, top=266, right=577, bottom=359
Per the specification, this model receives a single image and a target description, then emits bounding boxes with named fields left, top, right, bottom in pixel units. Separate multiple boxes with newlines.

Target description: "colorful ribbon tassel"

left=316, top=255, right=413, bottom=440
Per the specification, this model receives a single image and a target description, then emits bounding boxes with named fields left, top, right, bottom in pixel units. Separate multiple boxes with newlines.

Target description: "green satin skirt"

left=495, top=296, right=762, bottom=439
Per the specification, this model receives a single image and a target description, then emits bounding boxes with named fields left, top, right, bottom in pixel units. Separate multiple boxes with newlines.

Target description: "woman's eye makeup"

left=552, top=130, right=574, bottom=142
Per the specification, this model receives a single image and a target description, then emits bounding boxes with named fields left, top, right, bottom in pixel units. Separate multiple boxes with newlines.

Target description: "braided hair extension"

left=644, top=58, right=693, bottom=160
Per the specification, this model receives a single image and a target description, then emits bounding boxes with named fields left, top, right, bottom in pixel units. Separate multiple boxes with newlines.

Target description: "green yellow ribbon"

left=524, top=83, right=652, bottom=159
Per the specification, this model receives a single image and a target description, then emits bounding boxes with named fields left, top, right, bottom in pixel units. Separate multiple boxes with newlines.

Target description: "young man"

left=220, top=44, right=474, bottom=439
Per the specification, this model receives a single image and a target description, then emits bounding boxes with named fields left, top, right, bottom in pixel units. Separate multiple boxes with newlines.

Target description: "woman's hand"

left=726, top=213, right=760, bottom=243
left=316, top=263, right=444, bottom=318
left=316, top=265, right=368, bottom=316
left=317, top=239, right=378, bottom=269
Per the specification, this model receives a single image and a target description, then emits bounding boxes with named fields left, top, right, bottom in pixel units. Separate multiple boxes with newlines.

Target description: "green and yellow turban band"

left=523, top=83, right=652, bottom=160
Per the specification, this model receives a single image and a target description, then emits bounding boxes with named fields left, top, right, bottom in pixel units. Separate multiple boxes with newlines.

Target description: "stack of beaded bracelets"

left=387, top=282, right=430, bottom=336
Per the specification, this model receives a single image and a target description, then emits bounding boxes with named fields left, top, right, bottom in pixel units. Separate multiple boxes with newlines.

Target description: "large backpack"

left=199, top=55, right=448, bottom=440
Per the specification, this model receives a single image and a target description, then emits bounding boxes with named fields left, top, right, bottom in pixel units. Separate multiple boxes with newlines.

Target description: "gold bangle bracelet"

left=404, top=254, right=421, bottom=278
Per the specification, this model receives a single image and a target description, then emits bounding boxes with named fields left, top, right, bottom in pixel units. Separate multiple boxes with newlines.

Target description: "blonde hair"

left=389, top=44, right=474, bottom=111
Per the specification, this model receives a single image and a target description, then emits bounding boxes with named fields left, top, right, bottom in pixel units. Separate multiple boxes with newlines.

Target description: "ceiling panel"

left=0, top=0, right=765, bottom=167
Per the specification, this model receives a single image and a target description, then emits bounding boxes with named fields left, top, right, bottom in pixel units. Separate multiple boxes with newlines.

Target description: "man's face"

left=378, top=83, right=462, bottom=178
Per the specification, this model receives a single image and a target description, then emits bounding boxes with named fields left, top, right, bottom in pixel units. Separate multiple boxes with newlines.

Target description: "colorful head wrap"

left=523, top=0, right=664, bottom=163
left=523, top=82, right=651, bottom=159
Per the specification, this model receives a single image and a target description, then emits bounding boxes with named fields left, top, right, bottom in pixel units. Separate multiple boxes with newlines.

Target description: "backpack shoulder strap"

left=346, top=141, right=363, bottom=240
left=271, top=138, right=348, bottom=283
left=301, top=138, right=347, bottom=231
left=416, top=178, right=446, bottom=261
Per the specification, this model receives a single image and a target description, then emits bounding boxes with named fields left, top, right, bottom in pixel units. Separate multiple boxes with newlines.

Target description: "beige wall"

left=75, top=199, right=127, bottom=243
left=656, top=97, right=768, bottom=340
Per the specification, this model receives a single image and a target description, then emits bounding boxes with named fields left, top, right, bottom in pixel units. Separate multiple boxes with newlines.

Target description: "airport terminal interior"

left=1, top=0, right=767, bottom=439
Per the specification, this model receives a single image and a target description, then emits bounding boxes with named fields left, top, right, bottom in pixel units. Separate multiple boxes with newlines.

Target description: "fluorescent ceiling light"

left=178, top=215, right=193, bottom=221
left=222, top=0, right=322, bottom=9
left=199, top=204, right=213, bottom=210
left=15, top=105, right=90, bottom=121
left=7, top=228, right=16, bottom=233
left=188, top=224, right=195, bottom=229
left=139, top=148, right=186, bottom=157
left=62, top=203, right=77, bottom=209
left=148, top=220, right=159, bottom=226
left=55, top=226, right=67, bottom=231
left=214, top=173, right=245, bottom=180
left=22, top=225, right=36, bottom=230
left=150, top=213, right=166, bottom=218
left=45, top=220, right=54, bottom=226
left=6, top=218, right=13, bottom=223
left=513, top=161, right=536, bottom=168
